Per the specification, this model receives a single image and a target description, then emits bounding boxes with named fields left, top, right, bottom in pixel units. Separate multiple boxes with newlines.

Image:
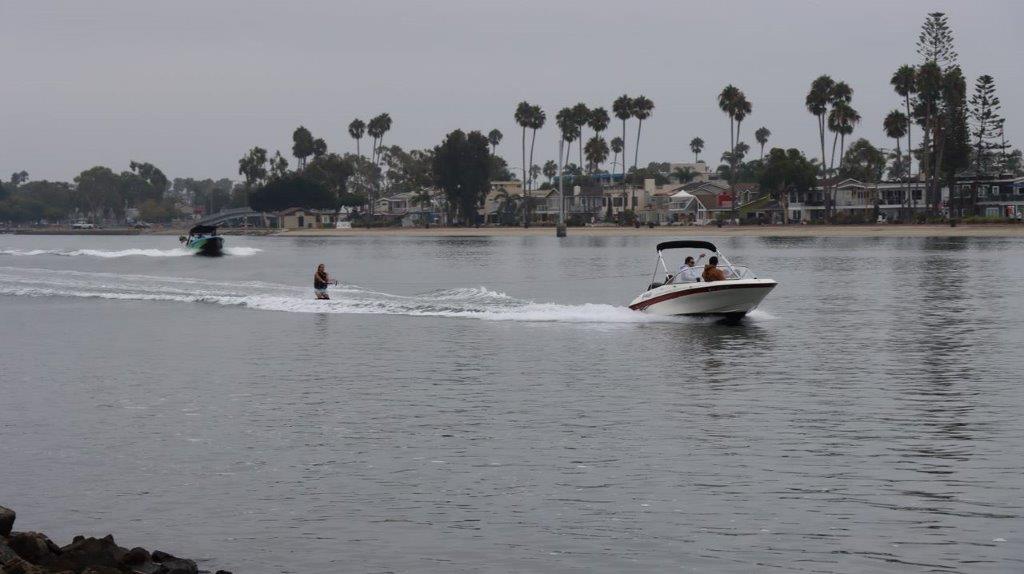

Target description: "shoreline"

left=7, top=223, right=1024, bottom=239
left=259, top=223, right=1024, bottom=238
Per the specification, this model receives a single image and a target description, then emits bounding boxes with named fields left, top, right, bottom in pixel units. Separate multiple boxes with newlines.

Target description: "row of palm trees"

left=347, top=113, right=393, bottom=165
left=505, top=97, right=655, bottom=225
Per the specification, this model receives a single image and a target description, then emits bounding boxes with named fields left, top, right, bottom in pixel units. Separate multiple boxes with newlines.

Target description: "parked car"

left=132, top=221, right=152, bottom=229
left=71, top=221, right=96, bottom=230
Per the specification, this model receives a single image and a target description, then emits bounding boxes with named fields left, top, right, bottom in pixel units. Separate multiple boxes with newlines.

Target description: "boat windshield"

left=646, top=249, right=753, bottom=291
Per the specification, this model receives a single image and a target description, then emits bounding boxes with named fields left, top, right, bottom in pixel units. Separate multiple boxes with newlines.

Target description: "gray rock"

left=1, top=538, right=21, bottom=564
left=0, top=507, right=14, bottom=537
left=6, top=532, right=59, bottom=565
left=46, top=535, right=126, bottom=572
left=0, top=556, right=47, bottom=574
left=150, top=551, right=197, bottom=574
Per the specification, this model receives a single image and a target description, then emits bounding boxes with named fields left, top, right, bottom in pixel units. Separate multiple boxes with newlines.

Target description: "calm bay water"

left=1, top=233, right=1022, bottom=573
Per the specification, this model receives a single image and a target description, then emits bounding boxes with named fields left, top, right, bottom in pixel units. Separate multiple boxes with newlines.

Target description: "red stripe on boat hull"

left=629, top=283, right=772, bottom=311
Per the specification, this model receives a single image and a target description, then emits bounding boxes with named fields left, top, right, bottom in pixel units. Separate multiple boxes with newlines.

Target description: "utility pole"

left=557, top=138, right=567, bottom=237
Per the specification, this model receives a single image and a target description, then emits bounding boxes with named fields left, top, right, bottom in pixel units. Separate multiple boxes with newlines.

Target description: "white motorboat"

left=629, top=240, right=777, bottom=318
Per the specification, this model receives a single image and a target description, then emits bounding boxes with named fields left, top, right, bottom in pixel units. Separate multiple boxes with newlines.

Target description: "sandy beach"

left=270, top=224, right=1024, bottom=238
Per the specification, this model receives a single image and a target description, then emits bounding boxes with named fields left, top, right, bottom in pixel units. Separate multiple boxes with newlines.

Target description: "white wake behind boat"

left=629, top=240, right=777, bottom=318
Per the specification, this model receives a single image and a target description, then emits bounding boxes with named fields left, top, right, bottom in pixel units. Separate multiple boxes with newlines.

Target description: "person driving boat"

left=702, top=256, right=728, bottom=282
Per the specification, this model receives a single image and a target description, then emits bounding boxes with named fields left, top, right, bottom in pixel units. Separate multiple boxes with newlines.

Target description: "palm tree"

left=806, top=75, right=836, bottom=178
left=630, top=96, right=654, bottom=172
left=733, top=94, right=752, bottom=149
left=588, top=107, right=610, bottom=141
left=891, top=65, right=917, bottom=219
left=612, top=95, right=633, bottom=206
left=527, top=105, right=546, bottom=193
left=489, top=187, right=520, bottom=225
left=529, top=164, right=541, bottom=188
left=755, top=127, right=771, bottom=159
left=487, top=129, right=503, bottom=155
left=514, top=102, right=532, bottom=225
left=556, top=107, right=578, bottom=168
left=571, top=103, right=590, bottom=170
left=366, top=113, right=392, bottom=166
left=543, top=160, right=557, bottom=183
left=690, top=137, right=704, bottom=163
left=884, top=109, right=909, bottom=216
left=410, top=188, right=434, bottom=227
left=292, top=126, right=314, bottom=169
left=312, top=138, right=327, bottom=159
left=348, top=119, right=366, bottom=157
left=610, top=137, right=623, bottom=179
left=673, top=166, right=697, bottom=183
left=718, top=85, right=748, bottom=217
left=584, top=136, right=609, bottom=173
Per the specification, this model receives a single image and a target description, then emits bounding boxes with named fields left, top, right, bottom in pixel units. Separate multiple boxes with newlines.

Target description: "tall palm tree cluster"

left=803, top=76, right=858, bottom=220
left=513, top=102, right=546, bottom=226
left=717, top=85, right=753, bottom=218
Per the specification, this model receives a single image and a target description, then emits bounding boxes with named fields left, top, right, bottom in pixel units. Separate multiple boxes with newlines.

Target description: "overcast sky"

left=2, top=0, right=1021, bottom=183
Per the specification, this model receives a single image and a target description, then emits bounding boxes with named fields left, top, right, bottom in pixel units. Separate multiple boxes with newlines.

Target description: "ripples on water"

left=1, top=234, right=1022, bottom=573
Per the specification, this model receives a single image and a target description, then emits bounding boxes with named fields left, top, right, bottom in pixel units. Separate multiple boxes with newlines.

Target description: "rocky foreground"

left=0, top=506, right=229, bottom=574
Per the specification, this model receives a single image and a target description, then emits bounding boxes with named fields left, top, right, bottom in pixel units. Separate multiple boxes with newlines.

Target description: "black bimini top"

left=656, top=240, right=718, bottom=253
left=188, top=224, right=217, bottom=235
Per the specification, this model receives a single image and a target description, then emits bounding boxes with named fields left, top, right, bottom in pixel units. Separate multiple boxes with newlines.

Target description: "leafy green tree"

left=270, top=151, right=289, bottom=179
left=432, top=129, right=491, bottom=225
left=839, top=139, right=886, bottom=182
left=755, top=127, right=771, bottom=159
left=292, top=126, right=314, bottom=169
left=348, top=119, right=366, bottom=157
left=487, top=129, right=503, bottom=155
left=238, top=146, right=269, bottom=189
left=249, top=173, right=337, bottom=212
left=74, top=166, right=121, bottom=221
left=760, top=148, right=817, bottom=220
left=486, top=155, right=513, bottom=181
left=128, top=161, right=168, bottom=201
left=304, top=153, right=355, bottom=197
left=10, top=171, right=29, bottom=186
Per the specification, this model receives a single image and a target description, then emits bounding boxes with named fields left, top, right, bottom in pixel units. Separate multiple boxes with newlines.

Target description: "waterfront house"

left=787, top=178, right=935, bottom=222
left=951, top=171, right=1024, bottom=218
left=277, top=207, right=342, bottom=229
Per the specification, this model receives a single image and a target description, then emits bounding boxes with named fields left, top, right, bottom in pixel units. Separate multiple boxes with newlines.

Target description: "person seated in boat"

left=702, top=256, right=728, bottom=282
left=675, top=254, right=705, bottom=283
left=314, top=263, right=333, bottom=300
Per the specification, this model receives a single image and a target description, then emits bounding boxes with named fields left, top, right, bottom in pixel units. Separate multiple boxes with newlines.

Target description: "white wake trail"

left=0, top=268, right=682, bottom=324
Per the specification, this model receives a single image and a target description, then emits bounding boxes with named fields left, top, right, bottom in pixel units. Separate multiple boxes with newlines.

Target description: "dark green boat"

left=181, top=224, right=224, bottom=256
